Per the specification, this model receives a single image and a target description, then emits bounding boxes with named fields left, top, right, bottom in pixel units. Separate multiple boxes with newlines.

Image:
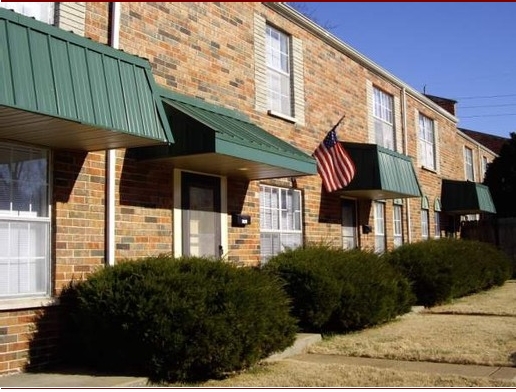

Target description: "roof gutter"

left=265, top=2, right=458, bottom=124
left=106, top=2, right=121, bottom=267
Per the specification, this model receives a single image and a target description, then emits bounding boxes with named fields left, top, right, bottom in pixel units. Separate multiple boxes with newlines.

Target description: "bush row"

left=383, top=238, right=513, bottom=307
left=262, top=246, right=414, bottom=333
left=59, top=239, right=513, bottom=382
left=59, top=256, right=297, bottom=383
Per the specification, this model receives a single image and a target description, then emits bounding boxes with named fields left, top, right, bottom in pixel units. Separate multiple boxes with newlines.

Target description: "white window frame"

left=266, top=25, right=292, bottom=117
left=481, top=156, right=488, bottom=180
left=421, top=209, right=429, bottom=240
left=373, top=87, right=395, bottom=150
left=464, top=147, right=475, bottom=181
left=419, top=113, right=436, bottom=170
left=434, top=211, right=441, bottom=238
left=260, top=185, right=302, bottom=264
left=393, top=204, right=403, bottom=248
left=374, top=201, right=386, bottom=253
left=0, top=2, right=54, bottom=24
left=0, top=143, right=51, bottom=299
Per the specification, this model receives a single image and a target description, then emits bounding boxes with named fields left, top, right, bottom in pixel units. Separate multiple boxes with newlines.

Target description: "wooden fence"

left=460, top=218, right=516, bottom=268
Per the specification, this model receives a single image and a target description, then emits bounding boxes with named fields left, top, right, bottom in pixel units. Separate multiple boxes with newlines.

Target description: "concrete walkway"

left=0, top=333, right=515, bottom=387
left=288, top=353, right=516, bottom=382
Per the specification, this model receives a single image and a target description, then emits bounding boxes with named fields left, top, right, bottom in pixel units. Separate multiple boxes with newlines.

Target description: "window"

left=374, top=201, right=386, bottom=253
left=464, top=147, right=474, bottom=181
left=266, top=25, right=292, bottom=117
left=393, top=204, right=403, bottom=248
left=0, top=143, right=50, bottom=298
left=434, top=212, right=441, bottom=238
left=434, top=197, right=441, bottom=238
left=373, top=87, right=395, bottom=150
left=419, top=114, right=436, bottom=170
left=481, top=156, right=489, bottom=180
left=0, top=2, right=54, bottom=24
left=260, top=185, right=302, bottom=263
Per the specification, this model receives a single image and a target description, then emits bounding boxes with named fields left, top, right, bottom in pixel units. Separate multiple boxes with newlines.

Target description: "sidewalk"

left=0, top=333, right=515, bottom=387
left=287, top=353, right=516, bottom=382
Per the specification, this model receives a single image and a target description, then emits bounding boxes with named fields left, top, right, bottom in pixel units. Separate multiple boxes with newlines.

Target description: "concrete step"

left=263, top=333, right=322, bottom=362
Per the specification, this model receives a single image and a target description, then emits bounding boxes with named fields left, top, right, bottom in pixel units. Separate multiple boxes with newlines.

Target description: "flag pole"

left=333, top=114, right=346, bottom=137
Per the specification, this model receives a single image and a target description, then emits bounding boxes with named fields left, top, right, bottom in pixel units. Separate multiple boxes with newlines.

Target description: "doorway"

left=181, top=172, right=222, bottom=258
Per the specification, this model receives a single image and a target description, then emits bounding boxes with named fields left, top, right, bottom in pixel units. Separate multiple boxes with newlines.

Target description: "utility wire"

left=459, top=103, right=516, bottom=109
left=461, top=113, right=516, bottom=118
left=455, top=93, right=516, bottom=100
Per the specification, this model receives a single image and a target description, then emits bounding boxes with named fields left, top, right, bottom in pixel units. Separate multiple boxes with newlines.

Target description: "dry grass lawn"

left=187, top=360, right=516, bottom=388
left=310, top=282, right=516, bottom=366
left=179, top=281, right=516, bottom=387
left=428, top=280, right=516, bottom=316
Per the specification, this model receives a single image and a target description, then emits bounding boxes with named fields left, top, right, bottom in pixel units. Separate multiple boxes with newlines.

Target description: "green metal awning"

left=0, top=8, right=172, bottom=151
left=441, top=179, right=496, bottom=214
left=336, top=142, right=422, bottom=199
left=131, top=89, right=317, bottom=180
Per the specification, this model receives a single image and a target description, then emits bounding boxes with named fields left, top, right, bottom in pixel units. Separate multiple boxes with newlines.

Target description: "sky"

left=297, top=2, right=516, bottom=139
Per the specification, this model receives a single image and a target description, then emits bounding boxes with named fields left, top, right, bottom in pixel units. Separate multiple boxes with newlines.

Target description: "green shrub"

left=263, top=245, right=414, bottom=333
left=385, top=238, right=513, bottom=307
left=59, top=256, right=297, bottom=383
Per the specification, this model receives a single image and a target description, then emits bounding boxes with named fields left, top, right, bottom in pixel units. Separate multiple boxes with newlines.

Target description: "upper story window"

left=0, top=2, right=54, bottom=24
left=419, top=114, right=436, bottom=170
left=266, top=25, right=292, bottom=117
left=373, top=87, right=395, bottom=150
left=464, top=147, right=474, bottom=181
left=481, top=156, right=489, bottom=180
left=254, top=15, right=305, bottom=124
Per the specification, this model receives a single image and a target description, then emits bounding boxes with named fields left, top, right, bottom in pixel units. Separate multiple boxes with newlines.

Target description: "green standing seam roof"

left=156, top=88, right=316, bottom=176
left=340, top=142, right=422, bottom=199
left=0, top=8, right=172, bottom=150
left=441, top=179, right=496, bottom=214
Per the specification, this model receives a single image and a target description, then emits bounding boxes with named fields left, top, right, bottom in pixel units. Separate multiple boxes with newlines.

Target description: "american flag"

left=313, top=118, right=356, bottom=193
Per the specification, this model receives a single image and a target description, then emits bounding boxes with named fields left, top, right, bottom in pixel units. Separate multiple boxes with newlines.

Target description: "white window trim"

left=421, top=209, right=429, bottom=240
left=393, top=204, right=403, bottom=247
left=371, top=85, right=396, bottom=150
left=418, top=113, right=436, bottom=171
left=0, top=142, right=52, bottom=301
left=464, top=147, right=475, bottom=181
left=254, top=14, right=305, bottom=125
left=374, top=201, right=386, bottom=253
left=260, top=185, right=303, bottom=263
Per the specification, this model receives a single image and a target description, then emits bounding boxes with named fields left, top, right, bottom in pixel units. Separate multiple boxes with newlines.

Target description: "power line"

left=455, top=93, right=516, bottom=100
left=459, top=103, right=516, bottom=109
left=461, top=113, right=516, bottom=118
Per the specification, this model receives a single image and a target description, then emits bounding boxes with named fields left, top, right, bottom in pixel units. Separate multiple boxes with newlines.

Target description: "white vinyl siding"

left=373, top=87, right=395, bottom=150
left=0, top=143, right=50, bottom=298
left=419, top=113, right=436, bottom=170
left=260, top=185, right=302, bottom=263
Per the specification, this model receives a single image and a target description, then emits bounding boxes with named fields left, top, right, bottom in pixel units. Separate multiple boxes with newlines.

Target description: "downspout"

left=401, top=87, right=412, bottom=243
left=106, top=2, right=121, bottom=266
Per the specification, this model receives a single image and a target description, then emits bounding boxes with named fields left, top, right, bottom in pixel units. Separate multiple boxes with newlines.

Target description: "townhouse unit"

left=0, top=2, right=497, bottom=373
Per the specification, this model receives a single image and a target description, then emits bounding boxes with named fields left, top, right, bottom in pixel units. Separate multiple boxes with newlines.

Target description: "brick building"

left=0, top=2, right=498, bottom=373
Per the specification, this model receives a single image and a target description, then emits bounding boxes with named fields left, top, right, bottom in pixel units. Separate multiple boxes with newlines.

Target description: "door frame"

left=173, top=169, right=228, bottom=258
